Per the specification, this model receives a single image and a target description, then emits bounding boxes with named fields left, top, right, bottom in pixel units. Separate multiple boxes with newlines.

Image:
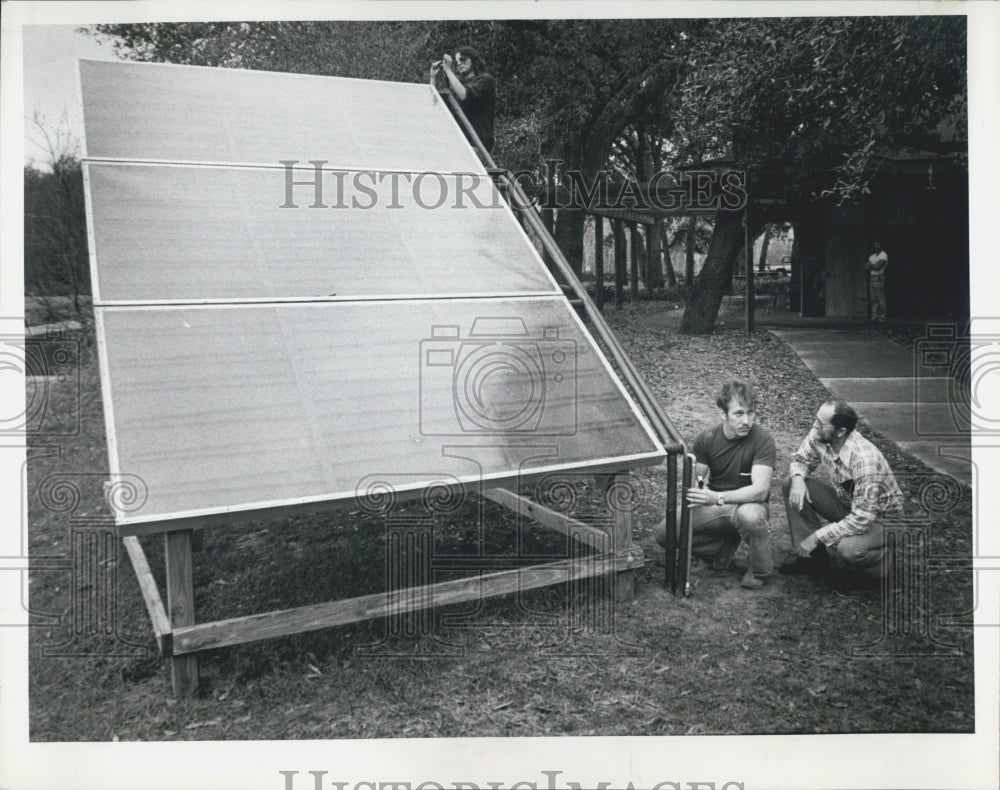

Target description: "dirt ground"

left=26, top=302, right=975, bottom=740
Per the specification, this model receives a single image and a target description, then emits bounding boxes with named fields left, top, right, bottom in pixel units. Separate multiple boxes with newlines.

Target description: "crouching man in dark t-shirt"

left=654, top=380, right=777, bottom=589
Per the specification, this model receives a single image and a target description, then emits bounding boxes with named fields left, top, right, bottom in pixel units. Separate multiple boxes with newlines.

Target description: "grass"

left=26, top=302, right=975, bottom=740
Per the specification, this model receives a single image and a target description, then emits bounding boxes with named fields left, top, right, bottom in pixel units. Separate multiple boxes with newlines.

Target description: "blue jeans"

left=655, top=502, right=773, bottom=576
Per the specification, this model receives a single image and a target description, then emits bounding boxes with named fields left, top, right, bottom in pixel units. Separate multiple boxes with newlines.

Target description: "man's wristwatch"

left=717, top=494, right=725, bottom=506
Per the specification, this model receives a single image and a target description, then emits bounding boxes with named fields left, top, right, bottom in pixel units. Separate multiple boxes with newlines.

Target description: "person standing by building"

left=430, top=46, right=496, bottom=153
left=866, top=241, right=889, bottom=322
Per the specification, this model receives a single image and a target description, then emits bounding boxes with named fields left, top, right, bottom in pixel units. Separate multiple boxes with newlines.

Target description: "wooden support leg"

left=166, top=530, right=199, bottom=696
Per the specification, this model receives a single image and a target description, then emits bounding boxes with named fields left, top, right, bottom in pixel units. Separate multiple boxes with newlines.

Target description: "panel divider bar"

left=80, top=156, right=495, bottom=177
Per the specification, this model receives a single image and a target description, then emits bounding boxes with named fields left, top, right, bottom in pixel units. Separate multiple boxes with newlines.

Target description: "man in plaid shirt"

left=780, top=399, right=904, bottom=578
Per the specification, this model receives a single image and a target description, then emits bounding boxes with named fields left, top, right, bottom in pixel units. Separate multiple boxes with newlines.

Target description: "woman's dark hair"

left=455, top=46, right=486, bottom=75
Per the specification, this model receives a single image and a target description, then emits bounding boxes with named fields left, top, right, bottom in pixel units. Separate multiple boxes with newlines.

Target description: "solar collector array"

left=81, top=59, right=666, bottom=532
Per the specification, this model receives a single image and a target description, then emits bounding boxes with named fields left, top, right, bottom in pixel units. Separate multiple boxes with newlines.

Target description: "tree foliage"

left=87, top=18, right=967, bottom=333
left=675, top=16, right=967, bottom=200
left=674, top=15, right=967, bottom=332
left=24, top=118, right=90, bottom=315
left=488, top=21, right=694, bottom=275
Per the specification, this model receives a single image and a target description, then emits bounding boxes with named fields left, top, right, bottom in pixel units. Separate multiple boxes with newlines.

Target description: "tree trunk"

left=551, top=139, right=610, bottom=279
left=659, top=222, right=676, bottom=287
left=613, top=219, right=626, bottom=309
left=789, top=222, right=801, bottom=313
left=757, top=223, right=772, bottom=273
left=593, top=215, right=605, bottom=310
left=684, top=216, right=697, bottom=288
left=679, top=210, right=746, bottom=334
left=629, top=223, right=641, bottom=302
left=796, top=215, right=826, bottom=317
left=648, top=219, right=666, bottom=290
left=553, top=205, right=586, bottom=278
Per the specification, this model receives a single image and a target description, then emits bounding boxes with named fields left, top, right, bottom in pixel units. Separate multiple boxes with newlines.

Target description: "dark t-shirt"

left=459, top=72, right=496, bottom=152
left=693, top=423, right=777, bottom=492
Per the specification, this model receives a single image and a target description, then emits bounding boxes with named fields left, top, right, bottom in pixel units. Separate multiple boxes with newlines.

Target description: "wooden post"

left=166, top=530, right=198, bottom=696
left=629, top=223, right=640, bottom=303
left=613, top=219, right=625, bottom=309
left=594, top=215, right=605, bottom=311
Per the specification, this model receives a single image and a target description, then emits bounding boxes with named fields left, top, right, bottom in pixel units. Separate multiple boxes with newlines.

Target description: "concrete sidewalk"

left=769, top=326, right=971, bottom=486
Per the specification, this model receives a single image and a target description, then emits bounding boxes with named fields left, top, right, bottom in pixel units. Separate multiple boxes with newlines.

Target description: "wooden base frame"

left=123, top=475, right=649, bottom=696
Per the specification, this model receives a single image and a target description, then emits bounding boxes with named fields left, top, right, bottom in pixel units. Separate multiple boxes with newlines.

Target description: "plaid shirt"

left=789, top=428, right=904, bottom=545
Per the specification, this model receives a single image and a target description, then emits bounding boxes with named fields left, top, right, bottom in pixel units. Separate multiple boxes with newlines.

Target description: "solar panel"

left=85, top=162, right=558, bottom=302
left=80, top=60, right=666, bottom=525
left=80, top=59, right=484, bottom=173
left=98, top=298, right=663, bottom=530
